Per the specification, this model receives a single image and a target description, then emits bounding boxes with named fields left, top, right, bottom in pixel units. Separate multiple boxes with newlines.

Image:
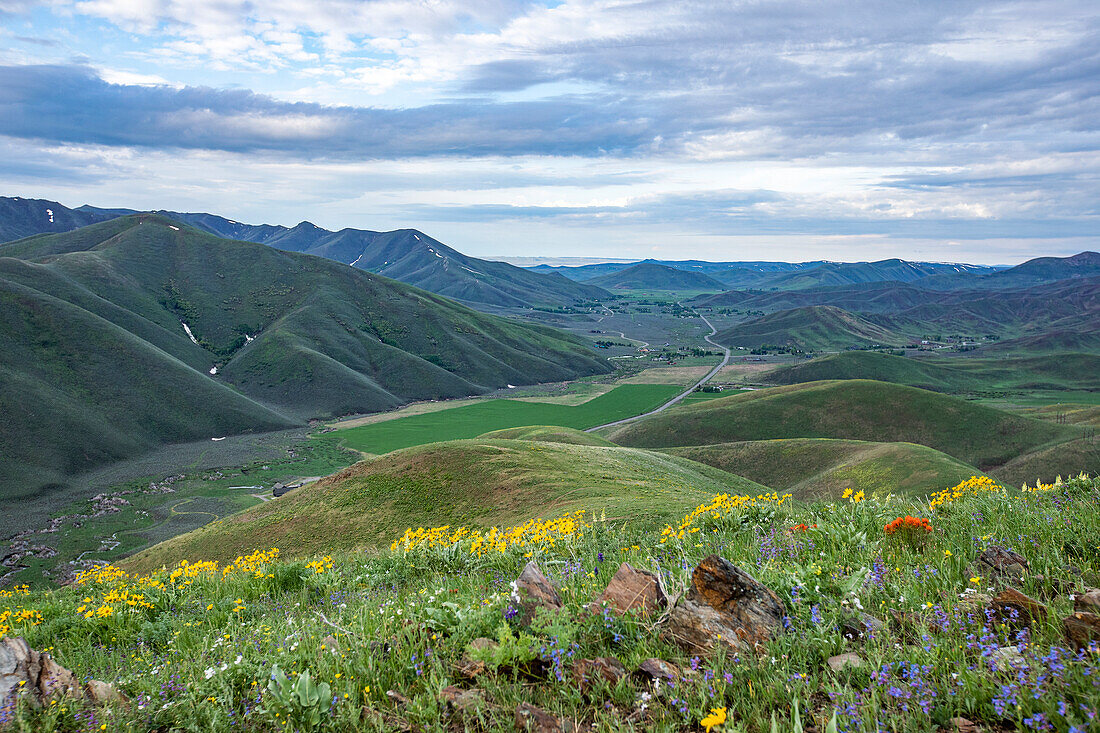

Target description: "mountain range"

left=0, top=214, right=612, bottom=498
left=0, top=197, right=609, bottom=308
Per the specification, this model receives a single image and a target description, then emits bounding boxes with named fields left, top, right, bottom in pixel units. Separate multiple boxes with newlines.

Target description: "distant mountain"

left=714, top=305, right=903, bottom=351
left=529, top=259, right=825, bottom=281
left=915, top=252, right=1100, bottom=290
left=0, top=215, right=612, bottom=498
left=747, top=259, right=998, bottom=291
left=693, top=282, right=936, bottom=313
left=1, top=197, right=610, bottom=308
left=587, top=262, right=728, bottom=291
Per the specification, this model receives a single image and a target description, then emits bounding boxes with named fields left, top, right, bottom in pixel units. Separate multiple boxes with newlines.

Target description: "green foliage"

left=264, top=665, right=332, bottom=731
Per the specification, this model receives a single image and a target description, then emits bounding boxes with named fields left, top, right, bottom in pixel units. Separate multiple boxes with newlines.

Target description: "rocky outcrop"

left=0, top=637, right=125, bottom=722
left=660, top=555, right=784, bottom=653
left=971, top=546, right=1028, bottom=587
left=1063, top=612, right=1100, bottom=651
left=589, top=563, right=666, bottom=618
left=512, top=562, right=563, bottom=624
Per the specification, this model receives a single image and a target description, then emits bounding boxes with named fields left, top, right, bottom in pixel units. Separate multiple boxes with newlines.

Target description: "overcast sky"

left=0, top=1, right=1097, bottom=263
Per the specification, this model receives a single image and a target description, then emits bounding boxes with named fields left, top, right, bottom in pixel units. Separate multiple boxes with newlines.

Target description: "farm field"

left=334, top=383, right=683, bottom=455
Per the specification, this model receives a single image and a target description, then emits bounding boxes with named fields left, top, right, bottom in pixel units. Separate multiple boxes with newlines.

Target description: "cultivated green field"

left=335, top=383, right=682, bottom=455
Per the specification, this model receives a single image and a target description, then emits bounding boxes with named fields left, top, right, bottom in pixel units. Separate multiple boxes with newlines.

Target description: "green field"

left=335, top=383, right=682, bottom=455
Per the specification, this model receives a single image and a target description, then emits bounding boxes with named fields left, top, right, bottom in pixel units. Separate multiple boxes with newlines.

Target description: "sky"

left=0, top=1, right=1097, bottom=264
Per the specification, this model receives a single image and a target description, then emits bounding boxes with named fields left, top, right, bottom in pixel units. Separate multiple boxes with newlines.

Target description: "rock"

left=826, top=653, right=863, bottom=672
left=83, top=680, right=127, bottom=706
left=948, top=717, right=978, bottom=733
left=972, top=546, right=1028, bottom=587
left=660, top=555, right=784, bottom=653
left=38, top=654, right=82, bottom=701
left=515, top=702, right=591, bottom=732
left=990, top=588, right=1047, bottom=627
left=956, top=591, right=993, bottom=614
left=572, top=657, right=626, bottom=695
left=589, top=563, right=666, bottom=617
left=512, top=562, right=564, bottom=624
left=469, top=637, right=499, bottom=653
left=386, top=689, right=411, bottom=707
left=440, top=685, right=485, bottom=713
left=991, top=646, right=1027, bottom=673
left=840, top=612, right=887, bottom=643
left=0, top=637, right=42, bottom=710
left=635, top=658, right=680, bottom=683
left=1073, top=588, right=1100, bottom=613
left=1063, top=611, right=1100, bottom=651
left=454, top=637, right=498, bottom=679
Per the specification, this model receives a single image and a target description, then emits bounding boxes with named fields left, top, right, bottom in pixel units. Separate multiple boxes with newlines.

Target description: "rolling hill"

left=121, top=438, right=765, bottom=570
left=587, top=262, right=728, bottom=291
left=750, top=259, right=992, bottom=291
left=0, top=215, right=612, bottom=497
left=606, top=379, right=1083, bottom=471
left=0, top=197, right=610, bottom=308
left=664, top=439, right=986, bottom=499
left=476, top=425, right=617, bottom=446
left=714, top=305, right=903, bottom=351
left=763, top=351, right=1100, bottom=394
left=916, top=251, right=1100, bottom=290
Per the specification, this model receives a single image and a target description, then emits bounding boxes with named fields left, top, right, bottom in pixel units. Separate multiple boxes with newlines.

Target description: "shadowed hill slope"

left=664, top=439, right=986, bottom=499
left=607, top=380, right=1082, bottom=470
left=0, top=216, right=612, bottom=497
left=120, top=439, right=766, bottom=570
left=714, top=306, right=903, bottom=351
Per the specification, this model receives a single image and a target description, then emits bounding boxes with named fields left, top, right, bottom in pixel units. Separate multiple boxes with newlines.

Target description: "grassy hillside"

left=477, top=425, right=617, bottom=446
left=588, top=262, right=727, bottom=291
left=122, top=438, right=764, bottom=570
left=607, top=379, right=1083, bottom=470
left=764, top=351, right=1100, bottom=393
left=714, top=306, right=903, bottom=351
left=664, top=439, right=985, bottom=499
left=335, top=384, right=680, bottom=455
left=751, top=258, right=984, bottom=291
left=0, top=215, right=612, bottom=497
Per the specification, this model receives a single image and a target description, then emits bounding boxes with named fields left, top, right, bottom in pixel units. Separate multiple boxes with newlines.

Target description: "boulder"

left=635, top=658, right=679, bottom=683
left=990, top=588, right=1047, bottom=627
left=826, top=653, right=863, bottom=672
left=440, top=685, right=486, bottom=713
left=571, top=657, right=626, bottom=696
left=971, top=546, right=1028, bottom=587
left=991, top=646, right=1027, bottom=673
left=512, top=562, right=563, bottom=624
left=589, top=563, right=666, bottom=618
left=948, top=717, right=978, bottom=733
left=1063, top=611, right=1100, bottom=651
left=0, top=637, right=125, bottom=720
left=1073, top=589, right=1100, bottom=613
left=660, top=555, right=784, bottom=653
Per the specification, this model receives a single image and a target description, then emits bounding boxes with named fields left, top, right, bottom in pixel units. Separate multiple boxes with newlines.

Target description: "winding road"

left=585, top=307, right=731, bottom=432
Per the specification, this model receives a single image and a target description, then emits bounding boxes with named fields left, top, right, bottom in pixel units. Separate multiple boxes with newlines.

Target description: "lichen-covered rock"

left=1063, top=611, right=1100, bottom=651
left=572, top=657, right=626, bottom=695
left=660, top=555, right=784, bottom=653
left=991, top=588, right=1048, bottom=627
left=0, top=637, right=125, bottom=726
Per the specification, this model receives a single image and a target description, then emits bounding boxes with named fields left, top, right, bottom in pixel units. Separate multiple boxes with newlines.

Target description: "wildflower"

left=701, top=706, right=727, bottom=732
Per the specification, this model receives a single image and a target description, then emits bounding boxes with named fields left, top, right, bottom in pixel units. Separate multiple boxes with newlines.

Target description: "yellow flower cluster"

left=0, top=584, right=31, bottom=599
left=929, top=475, right=1005, bottom=509
left=306, top=556, right=333, bottom=574
left=660, top=492, right=792, bottom=543
left=1021, top=474, right=1080, bottom=493
left=842, top=488, right=865, bottom=503
left=0, top=606, right=43, bottom=638
left=392, top=510, right=590, bottom=556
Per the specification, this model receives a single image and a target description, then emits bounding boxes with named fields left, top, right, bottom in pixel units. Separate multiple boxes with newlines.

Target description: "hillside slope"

left=752, top=258, right=990, bottom=291
left=0, top=216, right=612, bottom=495
left=714, top=305, right=903, bottom=350
left=664, top=439, right=986, bottom=499
left=1, top=198, right=609, bottom=308
left=587, top=262, right=727, bottom=291
left=122, top=438, right=765, bottom=569
left=607, top=379, right=1081, bottom=470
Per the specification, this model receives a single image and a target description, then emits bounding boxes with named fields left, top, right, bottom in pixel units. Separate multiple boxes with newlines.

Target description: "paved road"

left=585, top=308, right=731, bottom=433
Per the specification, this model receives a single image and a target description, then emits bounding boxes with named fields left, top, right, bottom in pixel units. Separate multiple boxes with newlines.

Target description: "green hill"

left=587, top=262, right=727, bottom=291
left=122, top=438, right=765, bottom=570
left=752, top=258, right=981, bottom=291
left=477, top=425, right=617, bottom=446
left=0, top=215, right=612, bottom=497
left=714, top=306, right=903, bottom=351
left=764, top=351, right=1100, bottom=393
left=607, top=379, right=1083, bottom=470
left=664, top=439, right=985, bottom=499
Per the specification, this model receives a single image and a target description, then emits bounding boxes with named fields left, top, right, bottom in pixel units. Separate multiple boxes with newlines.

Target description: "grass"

left=607, top=379, right=1087, bottom=473
left=120, top=438, right=764, bottom=571
left=476, top=426, right=617, bottom=446
left=714, top=306, right=904, bottom=351
left=3, top=473, right=1098, bottom=732
left=663, top=439, right=986, bottom=500
left=334, top=384, right=682, bottom=455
